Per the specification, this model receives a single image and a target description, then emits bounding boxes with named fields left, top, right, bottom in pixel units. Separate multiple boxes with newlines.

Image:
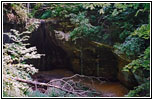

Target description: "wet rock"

left=69, top=39, right=118, bottom=81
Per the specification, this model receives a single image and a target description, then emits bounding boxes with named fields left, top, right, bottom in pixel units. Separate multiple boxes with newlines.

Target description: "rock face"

left=28, top=19, right=137, bottom=89
left=70, top=39, right=118, bottom=81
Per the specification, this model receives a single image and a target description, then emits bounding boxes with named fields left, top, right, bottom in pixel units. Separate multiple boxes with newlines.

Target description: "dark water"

left=32, top=69, right=129, bottom=97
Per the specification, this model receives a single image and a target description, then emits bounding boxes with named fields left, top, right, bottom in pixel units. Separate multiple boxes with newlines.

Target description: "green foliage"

left=114, top=3, right=149, bottom=41
left=29, top=3, right=150, bottom=45
left=83, top=3, right=111, bottom=14
left=69, top=12, right=100, bottom=41
left=11, top=4, right=28, bottom=20
left=116, top=15, right=150, bottom=97
left=29, top=3, right=150, bottom=44
left=101, top=3, right=149, bottom=43
left=123, top=46, right=150, bottom=96
left=132, top=24, right=150, bottom=39
left=3, top=29, right=42, bottom=97
left=126, top=81, right=150, bottom=97
left=40, top=10, right=51, bottom=19
left=26, top=19, right=40, bottom=32
left=114, top=22, right=150, bottom=59
left=31, top=3, right=84, bottom=19
left=114, top=36, right=145, bottom=59
left=72, top=3, right=149, bottom=45
left=3, top=5, right=41, bottom=96
left=50, top=3, right=84, bottom=18
left=123, top=46, right=150, bottom=73
left=30, top=3, right=44, bottom=18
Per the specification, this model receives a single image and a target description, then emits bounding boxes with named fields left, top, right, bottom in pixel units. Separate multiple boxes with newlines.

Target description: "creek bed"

left=31, top=68, right=129, bottom=97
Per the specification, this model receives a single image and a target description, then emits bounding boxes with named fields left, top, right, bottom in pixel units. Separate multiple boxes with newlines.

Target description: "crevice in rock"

left=28, top=20, right=72, bottom=71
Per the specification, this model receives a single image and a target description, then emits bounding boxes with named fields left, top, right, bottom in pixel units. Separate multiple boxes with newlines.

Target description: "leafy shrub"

left=132, top=24, right=150, bottom=40
left=82, top=3, right=111, bottom=14
left=50, top=3, right=84, bottom=18
left=93, top=3, right=149, bottom=43
left=114, top=36, right=145, bottom=59
left=25, top=18, right=40, bottom=32
left=69, top=12, right=100, bottom=41
left=123, top=46, right=150, bottom=80
left=3, top=29, right=42, bottom=97
left=126, top=81, right=150, bottom=97
left=122, top=46, right=150, bottom=97
left=114, top=23, right=150, bottom=59
left=30, top=3, right=43, bottom=18
left=31, top=3, right=84, bottom=19
left=121, top=22, right=150, bottom=97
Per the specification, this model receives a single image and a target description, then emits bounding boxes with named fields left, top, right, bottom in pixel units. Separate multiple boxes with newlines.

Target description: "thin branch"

left=4, top=74, right=102, bottom=97
left=4, top=76, right=80, bottom=96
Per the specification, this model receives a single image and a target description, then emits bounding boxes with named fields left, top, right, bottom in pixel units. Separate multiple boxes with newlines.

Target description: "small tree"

left=3, top=29, right=43, bottom=97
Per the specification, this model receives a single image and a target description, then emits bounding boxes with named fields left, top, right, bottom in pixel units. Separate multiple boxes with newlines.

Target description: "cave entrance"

left=26, top=20, right=129, bottom=96
left=28, top=21, right=72, bottom=71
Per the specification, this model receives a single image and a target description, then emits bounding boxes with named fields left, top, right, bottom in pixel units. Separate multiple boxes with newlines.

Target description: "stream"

left=31, top=68, right=129, bottom=97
